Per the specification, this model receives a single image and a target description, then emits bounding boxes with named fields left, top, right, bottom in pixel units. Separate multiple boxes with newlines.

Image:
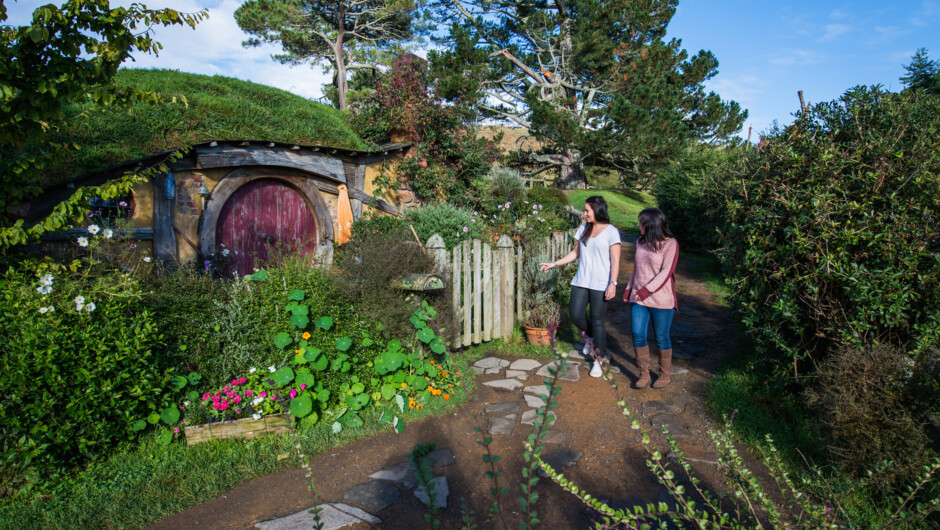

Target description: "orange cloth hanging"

left=336, top=184, right=353, bottom=245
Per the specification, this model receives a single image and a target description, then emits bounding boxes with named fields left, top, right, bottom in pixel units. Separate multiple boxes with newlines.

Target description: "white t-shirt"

left=571, top=224, right=622, bottom=291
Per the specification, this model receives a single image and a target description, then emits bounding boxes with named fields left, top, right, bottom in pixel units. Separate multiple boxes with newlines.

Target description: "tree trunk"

left=334, top=10, right=348, bottom=110
left=556, top=152, right=586, bottom=189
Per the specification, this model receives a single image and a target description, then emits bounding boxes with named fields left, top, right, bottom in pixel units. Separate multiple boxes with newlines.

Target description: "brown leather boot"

left=653, top=349, right=672, bottom=388
left=634, top=346, right=651, bottom=388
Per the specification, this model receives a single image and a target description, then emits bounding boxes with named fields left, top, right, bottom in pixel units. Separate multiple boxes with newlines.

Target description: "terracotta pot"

left=523, top=325, right=555, bottom=346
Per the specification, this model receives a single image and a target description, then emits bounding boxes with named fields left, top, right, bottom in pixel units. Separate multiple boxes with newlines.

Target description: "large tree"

left=0, top=0, right=206, bottom=245
left=429, top=0, right=746, bottom=188
left=900, top=47, right=940, bottom=95
left=235, top=0, right=424, bottom=110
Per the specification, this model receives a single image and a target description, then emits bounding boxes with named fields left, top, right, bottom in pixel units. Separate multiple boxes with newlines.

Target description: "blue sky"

left=6, top=0, right=939, bottom=140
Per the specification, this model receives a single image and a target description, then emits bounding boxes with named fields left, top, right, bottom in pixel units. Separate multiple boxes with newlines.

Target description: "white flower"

left=77, top=237, right=89, bottom=247
left=39, top=307, right=48, bottom=314
left=183, top=401, right=190, bottom=407
left=252, top=413, right=262, bottom=420
left=75, top=304, right=84, bottom=312
left=47, top=306, right=55, bottom=312
left=268, top=365, right=276, bottom=373
left=252, top=397, right=264, bottom=406
left=36, top=285, right=52, bottom=295
left=85, top=302, right=96, bottom=312
left=249, top=367, right=257, bottom=374
left=143, top=256, right=152, bottom=263
left=74, top=296, right=85, bottom=304
left=87, top=224, right=100, bottom=235
left=221, top=249, right=230, bottom=257
left=103, top=229, right=114, bottom=239
left=462, top=226, right=469, bottom=232
left=40, top=274, right=54, bottom=286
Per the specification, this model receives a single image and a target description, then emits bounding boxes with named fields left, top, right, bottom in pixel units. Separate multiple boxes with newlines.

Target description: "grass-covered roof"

left=41, top=68, right=371, bottom=185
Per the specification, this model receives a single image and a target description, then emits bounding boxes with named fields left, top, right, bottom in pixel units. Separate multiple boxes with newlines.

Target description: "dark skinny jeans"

left=569, top=286, right=608, bottom=355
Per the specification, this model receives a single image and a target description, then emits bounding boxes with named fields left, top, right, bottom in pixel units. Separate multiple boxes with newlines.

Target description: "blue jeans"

left=630, top=303, right=674, bottom=350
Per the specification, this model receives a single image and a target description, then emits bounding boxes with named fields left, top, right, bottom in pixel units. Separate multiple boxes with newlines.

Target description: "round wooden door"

left=216, top=179, right=318, bottom=277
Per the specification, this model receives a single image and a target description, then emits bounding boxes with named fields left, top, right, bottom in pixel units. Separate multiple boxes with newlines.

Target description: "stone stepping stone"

left=650, top=413, right=693, bottom=439
left=504, top=369, right=529, bottom=380
left=483, top=378, right=523, bottom=391
left=535, top=360, right=582, bottom=381
left=474, top=357, right=510, bottom=370
left=488, top=414, right=517, bottom=435
left=342, top=481, right=399, bottom=512
left=369, top=462, right=418, bottom=488
left=471, top=366, right=486, bottom=375
left=524, top=393, right=547, bottom=408
left=641, top=400, right=679, bottom=416
left=536, top=449, right=582, bottom=477
left=256, top=503, right=381, bottom=530
left=520, top=409, right=556, bottom=426
left=425, top=449, right=455, bottom=468
left=523, top=385, right=550, bottom=397
left=509, top=359, right=543, bottom=371
left=414, top=476, right=448, bottom=508
left=485, top=367, right=503, bottom=374
left=541, top=430, right=567, bottom=445
left=485, top=402, right=521, bottom=414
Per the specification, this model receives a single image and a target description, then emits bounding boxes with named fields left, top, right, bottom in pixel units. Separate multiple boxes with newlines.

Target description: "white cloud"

left=819, top=23, right=852, bottom=41
left=768, top=49, right=822, bottom=66
left=830, top=9, right=850, bottom=19
left=911, top=0, right=940, bottom=26
left=705, top=74, right=765, bottom=104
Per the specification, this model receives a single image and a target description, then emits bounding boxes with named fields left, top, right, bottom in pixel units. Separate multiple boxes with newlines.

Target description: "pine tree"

left=900, top=48, right=940, bottom=95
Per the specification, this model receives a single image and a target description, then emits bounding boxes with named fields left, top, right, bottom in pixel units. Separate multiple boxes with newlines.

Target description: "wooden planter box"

left=184, top=414, right=291, bottom=445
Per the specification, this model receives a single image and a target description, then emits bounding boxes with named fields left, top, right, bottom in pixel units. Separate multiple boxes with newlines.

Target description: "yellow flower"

left=294, top=349, right=301, bottom=354
left=401, top=382, right=407, bottom=388
left=302, top=332, right=311, bottom=340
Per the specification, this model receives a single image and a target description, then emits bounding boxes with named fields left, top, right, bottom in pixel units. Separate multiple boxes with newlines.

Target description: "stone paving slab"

left=488, top=414, right=517, bottom=435
left=504, top=369, right=529, bottom=380
left=471, top=366, right=486, bottom=374
left=641, top=400, right=680, bottom=416
left=426, top=449, right=455, bottom=468
left=485, top=367, right=502, bottom=374
left=368, top=462, right=417, bottom=488
left=650, top=413, right=693, bottom=439
left=523, top=385, right=550, bottom=397
left=474, top=357, right=510, bottom=369
left=342, top=481, right=399, bottom=512
left=256, top=503, right=381, bottom=530
left=509, top=359, right=543, bottom=371
left=483, top=378, right=524, bottom=391
left=524, top=393, right=547, bottom=408
left=485, top=402, right=522, bottom=414
left=535, top=360, right=582, bottom=381
left=541, top=430, right=567, bottom=444
left=520, top=409, right=556, bottom=426
left=414, top=476, right=448, bottom=508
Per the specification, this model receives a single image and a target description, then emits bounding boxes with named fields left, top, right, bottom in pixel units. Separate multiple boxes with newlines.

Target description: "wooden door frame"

left=198, top=167, right=336, bottom=260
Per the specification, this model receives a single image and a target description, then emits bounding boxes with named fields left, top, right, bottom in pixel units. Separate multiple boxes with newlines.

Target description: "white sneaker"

left=590, top=361, right=603, bottom=378
left=582, top=341, right=593, bottom=356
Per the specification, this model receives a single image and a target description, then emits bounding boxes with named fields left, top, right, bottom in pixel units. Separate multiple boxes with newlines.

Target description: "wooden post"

left=452, top=244, right=462, bottom=346
left=426, top=234, right=447, bottom=274
left=516, top=246, right=524, bottom=324
left=492, top=240, right=502, bottom=339
left=482, top=242, right=492, bottom=342
left=798, top=90, right=807, bottom=113
left=498, top=236, right=514, bottom=337
left=747, top=126, right=753, bottom=145
left=473, top=238, right=482, bottom=344
left=462, top=239, right=471, bottom=347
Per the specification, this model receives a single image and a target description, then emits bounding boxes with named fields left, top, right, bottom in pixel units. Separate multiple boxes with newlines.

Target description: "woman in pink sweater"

left=623, top=208, right=678, bottom=388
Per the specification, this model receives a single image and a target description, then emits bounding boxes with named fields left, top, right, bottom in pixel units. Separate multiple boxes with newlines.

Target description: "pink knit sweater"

left=625, top=238, right=679, bottom=309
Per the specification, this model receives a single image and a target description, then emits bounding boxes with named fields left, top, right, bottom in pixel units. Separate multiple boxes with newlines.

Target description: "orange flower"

left=442, top=371, right=448, bottom=376
left=443, top=394, right=450, bottom=400
left=449, top=384, right=453, bottom=387
left=456, top=371, right=460, bottom=375
left=302, top=332, right=311, bottom=340
left=429, top=360, right=435, bottom=364
left=294, top=349, right=301, bottom=354
left=401, top=383, right=407, bottom=388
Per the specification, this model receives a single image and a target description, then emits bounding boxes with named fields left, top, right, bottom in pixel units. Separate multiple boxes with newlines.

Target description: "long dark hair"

left=580, top=196, right=611, bottom=246
left=637, top=208, right=673, bottom=251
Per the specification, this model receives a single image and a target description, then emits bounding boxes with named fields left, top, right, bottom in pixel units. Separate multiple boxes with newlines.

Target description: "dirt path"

left=149, top=239, right=738, bottom=530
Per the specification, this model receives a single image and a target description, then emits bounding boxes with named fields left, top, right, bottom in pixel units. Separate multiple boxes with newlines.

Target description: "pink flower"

left=232, top=396, right=242, bottom=404
left=212, top=395, right=220, bottom=402
left=289, top=389, right=297, bottom=399
left=246, top=390, right=253, bottom=397
left=299, top=384, right=306, bottom=390
left=239, top=377, right=247, bottom=384
left=231, top=379, right=239, bottom=386
left=260, top=391, right=267, bottom=398
left=202, top=392, right=210, bottom=400
left=174, top=427, right=180, bottom=433
left=223, top=385, right=230, bottom=392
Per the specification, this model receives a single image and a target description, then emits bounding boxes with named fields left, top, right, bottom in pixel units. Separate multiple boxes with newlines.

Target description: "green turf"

left=38, top=69, right=371, bottom=186
left=564, top=189, right=655, bottom=236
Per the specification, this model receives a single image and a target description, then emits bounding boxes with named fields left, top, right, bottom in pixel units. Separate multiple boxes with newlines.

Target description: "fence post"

left=462, top=239, right=471, bottom=347
left=473, top=239, right=482, bottom=344
left=483, top=242, right=492, bottom=342
left=497, top=235, right=514, bottom=337
left=516, top=245, right=524, bottom=324
left=426, top=234, right=447, bottom=274
left=452, top=244, right=462, bottom=346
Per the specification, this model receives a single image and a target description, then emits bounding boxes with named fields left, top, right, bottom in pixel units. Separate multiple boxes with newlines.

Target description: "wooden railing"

left=425, top=231, right=575, bottom=347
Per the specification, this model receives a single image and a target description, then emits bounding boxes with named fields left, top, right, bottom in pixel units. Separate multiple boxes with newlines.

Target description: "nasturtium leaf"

left=414, top=308, right=429, bottom=321
left=291, top=304, right=309, bottom=316
left=381, top=383, right=396, bottom=401
left=273, top=366, right=295, bottom=386
left=187, top=372, right=202, bottom=386
left=131, top=419, right=147, bottom=431
left=335, top=336, right=352, bottom=351
left=361, top=337, right=374, bottom=347
left=302, top=412, right=319, bottom=425
left=424, top=362, right=435, bottom=374
left=156, top=429, right=174, bottom=445
left=430, top=338, right=446, bottom=354
left=395, top=394, right=405, bottom=413
left=355, top=393, right=370, bottom=408
left=339, top=411, right=364, bottom=428
left=290, top=394, right=313, bottom=418
left=351, top=382, right=365, bottom=394
left=346, top=395, right=362, bottom=410
left=371, top=391, right=382, bottom=402
left=332, top=421, right=342, bottom=434
left=406, top=375, right=428, bottom=390
left=186, top=390, right=199, bottom=402
left=410, top=315, right=425, bottom=329
left=274, top=332, right=292, bottom=349
left=296, top=370, right=316, bottom=389
left=341, top=361, right=351, bottom=373
left=161, top=406, right=180, bottom=424
left=292, top=352, right=308, bottom=365
left=387, top=339, right=402, bottom=353
left=315, top=316, right=334, bottom=330
left=393, top=416, right=405, bottom=434
left=303, top=347, right=322, bottom=361
left=169, top=375, right=188, bottom=391
left=309, top=352, right=328, bottom=371
left=317, top=389, right=330, bottom=402
left=417, top=327, right=435, bottom=343
left=250, top=269, right=269, bottom=281
left=287, top=289, right=305, bottom=301
left=147, top=412, right=160, bottom=425
left=290, top=313, right=309, bottom=329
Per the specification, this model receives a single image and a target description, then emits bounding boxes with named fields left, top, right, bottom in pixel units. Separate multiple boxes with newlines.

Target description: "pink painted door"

left=216, top=179, right=318, bottom=277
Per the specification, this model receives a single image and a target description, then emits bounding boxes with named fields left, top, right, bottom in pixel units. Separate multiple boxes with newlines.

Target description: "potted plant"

left=521, top=253, right=561, bottom=346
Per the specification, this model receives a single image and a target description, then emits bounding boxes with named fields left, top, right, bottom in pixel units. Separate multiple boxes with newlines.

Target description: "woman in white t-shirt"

left=540, top=196, right=622, bottom=377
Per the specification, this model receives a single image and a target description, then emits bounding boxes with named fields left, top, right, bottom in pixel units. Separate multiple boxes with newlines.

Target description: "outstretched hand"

left=538, top=262, right=555, bottom=273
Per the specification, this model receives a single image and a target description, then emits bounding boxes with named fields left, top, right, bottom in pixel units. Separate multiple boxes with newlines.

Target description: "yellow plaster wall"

left=363, top=159, right=401, bottom=208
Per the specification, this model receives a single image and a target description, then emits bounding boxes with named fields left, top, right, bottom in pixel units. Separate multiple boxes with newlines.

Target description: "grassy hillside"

left=565, top=189, right=655, bottom=236
left=40, top=69, right=370, bottom=185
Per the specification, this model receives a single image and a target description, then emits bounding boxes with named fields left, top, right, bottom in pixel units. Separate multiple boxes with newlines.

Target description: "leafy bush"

left=719, top=86, right=940, bottom=373
left=524, top=185, right=569, bottom=209
left=804, top=344, right=940, bottom=488
left=348, top=211, right=408, bottom=241
left=484, top=167, right=526, bottom=199
left=404, top=203, right=483, bottom=250
left=0, top=263, right=178, bottom=478
left=653, top=144, right=743, bottom=253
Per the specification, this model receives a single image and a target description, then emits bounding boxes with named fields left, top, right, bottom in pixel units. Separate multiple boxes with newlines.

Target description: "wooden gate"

left=216, top=178, right=318, bottom=277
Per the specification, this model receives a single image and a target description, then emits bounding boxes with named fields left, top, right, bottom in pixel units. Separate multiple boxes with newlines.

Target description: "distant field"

left=565, top=189, right=655, bottom=236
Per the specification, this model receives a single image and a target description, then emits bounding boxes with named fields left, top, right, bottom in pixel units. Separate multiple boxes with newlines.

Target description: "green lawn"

left=565, top=189, right=655, bottom=236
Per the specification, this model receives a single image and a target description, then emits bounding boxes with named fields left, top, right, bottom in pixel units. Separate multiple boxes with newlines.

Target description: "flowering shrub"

left=182, top=368, right=286, bottom=426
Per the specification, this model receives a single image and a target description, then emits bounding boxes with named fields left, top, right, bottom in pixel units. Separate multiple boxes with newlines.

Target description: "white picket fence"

left=426, top=231, right=575, bottom=347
